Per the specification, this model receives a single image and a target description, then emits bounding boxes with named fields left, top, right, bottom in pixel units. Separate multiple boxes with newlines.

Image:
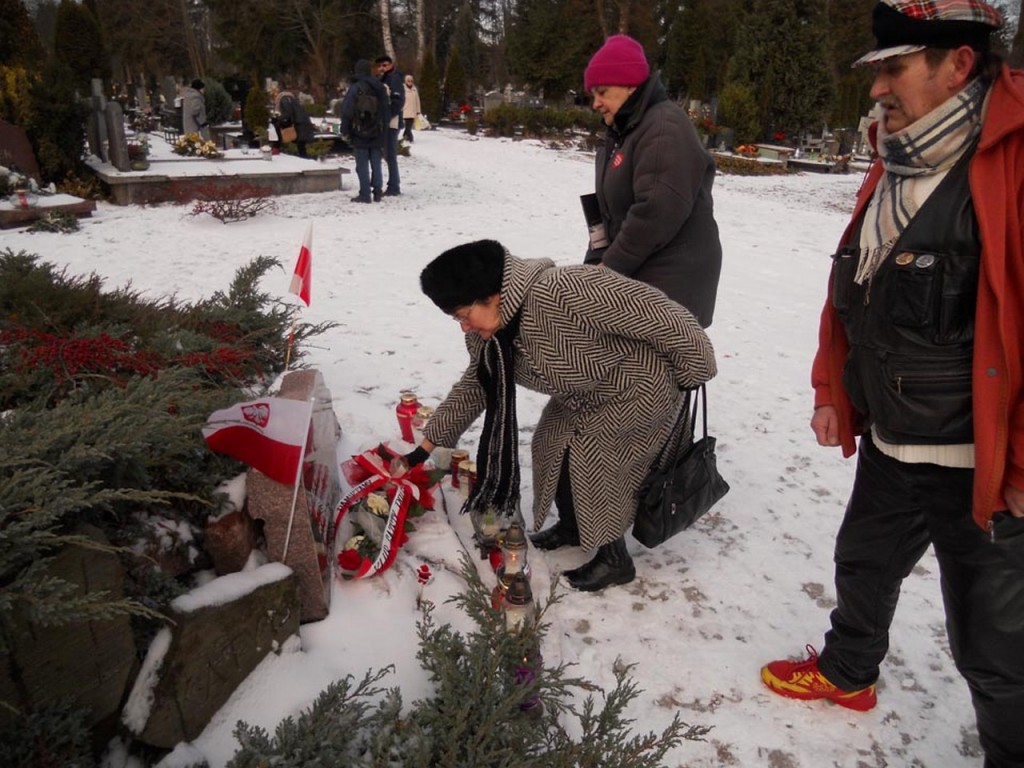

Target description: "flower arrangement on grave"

left=334, top=444, right=445, bottom=579
left=736, top=144, right=760, bottom=158
left=127, top=136, right=150, bottom=162
left=173, top=132, right=223, bottom=159
left=687, top=108, right=717, bottom=139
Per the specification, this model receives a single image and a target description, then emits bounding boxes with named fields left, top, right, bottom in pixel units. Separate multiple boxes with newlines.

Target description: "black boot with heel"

left=565, top=537, right=635, bottom=592
left=529, top=449, right=580, bottom=551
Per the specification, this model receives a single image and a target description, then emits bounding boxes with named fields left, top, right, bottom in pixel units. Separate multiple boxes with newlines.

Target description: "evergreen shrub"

left=227, top=558, right=710, bottom=767
left=203, top=77, right=234, bottom=125
left=243, top=81, right=270, bottom=142
left=0, top=249, right=334, bottom=653
left=482, top=104, right=602, bottom=139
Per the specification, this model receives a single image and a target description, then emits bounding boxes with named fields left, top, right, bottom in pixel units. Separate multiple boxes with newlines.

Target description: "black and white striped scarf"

left=856, top=77, right=987, bottom=285
left=463, top=309, right=523, bottom=524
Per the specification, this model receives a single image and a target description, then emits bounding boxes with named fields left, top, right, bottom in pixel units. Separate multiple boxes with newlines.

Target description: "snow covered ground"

left=4, top=127, right=981, bottom=767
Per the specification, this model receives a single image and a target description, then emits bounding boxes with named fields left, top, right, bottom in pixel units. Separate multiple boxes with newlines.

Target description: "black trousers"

left=818, top=435, right=1024, bottom=768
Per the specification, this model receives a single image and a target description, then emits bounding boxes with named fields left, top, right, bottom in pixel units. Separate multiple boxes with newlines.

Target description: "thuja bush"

left=228, top=558, right=710, bottom=767
left=0, top=249, right=334, bottom=408
left=482, top=104, right=603, bottom=139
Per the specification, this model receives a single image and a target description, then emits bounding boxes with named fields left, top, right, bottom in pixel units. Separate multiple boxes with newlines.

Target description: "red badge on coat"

left=612, top=151, right=624, bottom=168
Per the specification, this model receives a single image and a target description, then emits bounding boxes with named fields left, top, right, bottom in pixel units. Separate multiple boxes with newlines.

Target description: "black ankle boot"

left=529, top=522, right=580, bottom=551
left=566, top=537, right=635, bottom=592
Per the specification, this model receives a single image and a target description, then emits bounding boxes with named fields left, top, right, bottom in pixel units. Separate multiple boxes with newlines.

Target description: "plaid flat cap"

left=854, top=0, right=1003, bottom=67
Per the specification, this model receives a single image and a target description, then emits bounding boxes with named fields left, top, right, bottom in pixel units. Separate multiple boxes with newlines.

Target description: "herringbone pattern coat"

left=424, top=255, right=716, bottom=549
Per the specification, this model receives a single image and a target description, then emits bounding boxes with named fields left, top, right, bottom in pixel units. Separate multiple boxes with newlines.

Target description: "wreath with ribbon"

left=334, top=444, right=445, bottom=579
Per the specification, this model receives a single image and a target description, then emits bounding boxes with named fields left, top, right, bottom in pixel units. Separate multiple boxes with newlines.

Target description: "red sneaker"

left=761, top=645, right=877, bottom=712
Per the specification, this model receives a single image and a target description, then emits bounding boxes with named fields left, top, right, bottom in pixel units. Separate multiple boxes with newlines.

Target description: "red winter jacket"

left=811, top=64, right=1024, bottom=531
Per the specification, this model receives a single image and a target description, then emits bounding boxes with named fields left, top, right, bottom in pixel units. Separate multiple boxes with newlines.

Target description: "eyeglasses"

left=451, top=304, right=475, bottom=325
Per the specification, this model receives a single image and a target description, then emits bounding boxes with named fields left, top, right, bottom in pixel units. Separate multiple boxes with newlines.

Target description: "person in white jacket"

left=402, top=74, right=422, bottom=143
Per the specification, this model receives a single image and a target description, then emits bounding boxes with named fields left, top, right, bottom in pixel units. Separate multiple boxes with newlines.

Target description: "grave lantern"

left=504, top=572, right=534, bottom=632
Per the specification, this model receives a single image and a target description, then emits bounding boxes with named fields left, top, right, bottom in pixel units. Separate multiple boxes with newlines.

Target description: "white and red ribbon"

left=333, top=450, right=419, bottom=579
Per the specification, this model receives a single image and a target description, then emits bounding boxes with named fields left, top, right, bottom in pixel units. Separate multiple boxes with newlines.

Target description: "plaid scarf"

left=856, top=77, right=987, bottom=284
left=463, top=310, right=523, bottom=526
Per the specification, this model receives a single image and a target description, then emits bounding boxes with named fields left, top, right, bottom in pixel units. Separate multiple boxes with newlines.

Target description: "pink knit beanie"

left=584, top=35, right=650, bottom=92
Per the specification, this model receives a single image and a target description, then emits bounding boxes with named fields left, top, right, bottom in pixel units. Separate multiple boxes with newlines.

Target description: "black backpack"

left=351, top=83, right=382, bottom=140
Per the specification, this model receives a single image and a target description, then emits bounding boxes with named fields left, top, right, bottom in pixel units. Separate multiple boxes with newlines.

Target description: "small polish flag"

left=202, top=397, right=312, bottom=485
left=289, top=223, right=312, bottom=306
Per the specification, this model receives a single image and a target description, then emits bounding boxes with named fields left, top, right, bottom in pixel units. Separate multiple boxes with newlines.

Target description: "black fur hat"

left=420, top=240, right=505, bottom=314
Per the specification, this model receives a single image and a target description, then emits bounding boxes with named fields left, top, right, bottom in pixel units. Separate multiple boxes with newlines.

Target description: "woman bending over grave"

left=399, top=240, right=716, bottom=591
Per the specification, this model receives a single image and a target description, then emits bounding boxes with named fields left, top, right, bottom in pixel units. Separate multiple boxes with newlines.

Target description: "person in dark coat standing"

left=274, top=86, right=316, bottom=158
left=375, top=54, right=405, bottom=196
left=582, top=35, right=722, bottom=329
left=340, top=60, right=389, bottom=203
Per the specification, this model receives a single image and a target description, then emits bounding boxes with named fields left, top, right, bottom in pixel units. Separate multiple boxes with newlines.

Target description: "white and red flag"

left=202, top=397, right=312, bottom=485
left=289, top=223, right=312, bottom=306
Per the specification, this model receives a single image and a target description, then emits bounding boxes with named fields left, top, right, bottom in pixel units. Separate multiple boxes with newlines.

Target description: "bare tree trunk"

left=379, top=0, right=396, bottom=60
left=288, top=0, right=329, bottom=102
left=415, top=0, right=426, bottom=70
left=595, top=0, right=609, bottom=39
left=180, top=0, right=203, bottom=75
left=615, top=0, right=630, bottom=34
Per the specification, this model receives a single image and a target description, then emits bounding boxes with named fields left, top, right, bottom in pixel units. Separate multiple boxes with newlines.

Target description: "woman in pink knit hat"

left=530, top=34, right=725, bottom=585
left=579, top=34, right=722, bottom=331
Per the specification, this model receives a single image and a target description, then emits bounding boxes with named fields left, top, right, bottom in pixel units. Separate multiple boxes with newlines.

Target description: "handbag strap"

left=652, top=384, right=711, bottom=470
left=690, top=382, right=709, bottom=442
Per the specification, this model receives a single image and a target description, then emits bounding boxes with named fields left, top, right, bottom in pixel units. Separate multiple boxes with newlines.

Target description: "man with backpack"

left=375, top=54, right=405, bottom=197
left=340, top=60, right=389, bottom=203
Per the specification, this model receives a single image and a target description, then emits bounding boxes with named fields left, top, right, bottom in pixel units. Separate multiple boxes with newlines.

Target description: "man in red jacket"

left=760, top=2, right=1024, bottom=765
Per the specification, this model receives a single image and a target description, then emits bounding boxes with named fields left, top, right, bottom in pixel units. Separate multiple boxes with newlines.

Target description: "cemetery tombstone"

left=248, top=369, right=342, bottom=622
left=105, top=101, right=130, bottom=172
left=89, top=78, right=109, bottom=162
left=0, top=118, right=43, bottom=183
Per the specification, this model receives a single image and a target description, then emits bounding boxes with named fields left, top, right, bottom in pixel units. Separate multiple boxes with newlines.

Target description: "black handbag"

left=633, top=384, right=730, bottom=548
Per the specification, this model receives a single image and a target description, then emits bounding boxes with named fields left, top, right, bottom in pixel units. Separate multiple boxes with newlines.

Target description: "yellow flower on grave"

left=366, top=492, right=390, bottom=517
left=344, top=534, right=366, bottom=551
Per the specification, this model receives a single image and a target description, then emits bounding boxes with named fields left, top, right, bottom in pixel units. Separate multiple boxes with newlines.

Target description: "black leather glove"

left=403, top=446, right=430, bottom=468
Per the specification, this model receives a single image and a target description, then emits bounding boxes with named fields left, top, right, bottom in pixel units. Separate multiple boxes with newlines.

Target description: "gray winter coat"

left=585, top=75, right=722, bottom=328
left=423, top=254, right=716, bottom=549
left=181, top=86, right=209, bottom=139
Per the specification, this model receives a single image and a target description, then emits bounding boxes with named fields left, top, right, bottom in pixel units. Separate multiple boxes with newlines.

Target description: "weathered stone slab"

left=87, top=161, right=349, bottom=205
left=247, top=369, right=342, bottom=622
left=124, top=563, right=300, bottom=748
left=0, top=525, right=136, bottom=730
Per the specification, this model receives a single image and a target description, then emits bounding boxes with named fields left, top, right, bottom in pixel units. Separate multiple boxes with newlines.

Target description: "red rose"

left=338, top=549, right=363, bottom=571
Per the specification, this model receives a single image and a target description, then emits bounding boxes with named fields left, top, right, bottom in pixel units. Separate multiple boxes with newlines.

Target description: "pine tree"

left=53, top=0, right=109, bottom=93
left=419, top=49, right=442, bottom=122
left=727, top=0, right=835, bottom=140
left=0, top=0, right=44, bottom=68
left=663, top=0, right=744, bottom=101
left=445, top=46, right=468, bottom=108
